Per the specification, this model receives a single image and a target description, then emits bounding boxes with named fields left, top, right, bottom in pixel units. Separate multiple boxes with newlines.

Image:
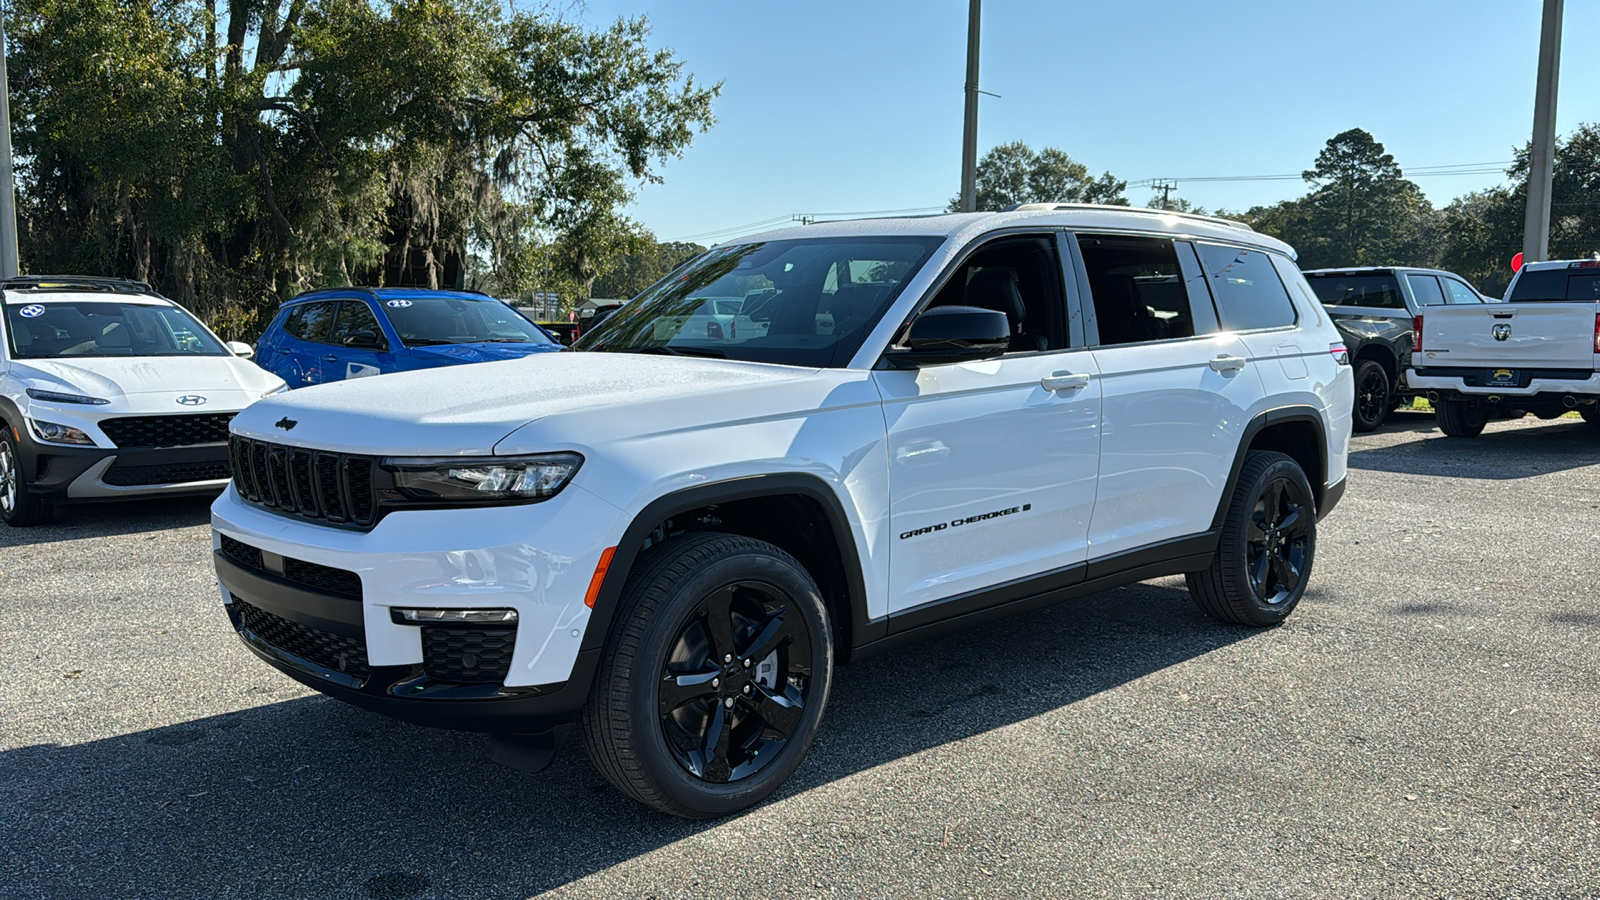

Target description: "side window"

left=1443, top=278, right=1482, bottom=305
left=1195, top=243, right=1297, bottom=331
left=1406, top=274, right=1446, bottom=307
left=330, top=301, right=385, bottom=348
left=924, top=235, right=1067, bottom=352
left=1077, top=234, right=1209, bottom=346
left=284, top=302, right=337, bottom=343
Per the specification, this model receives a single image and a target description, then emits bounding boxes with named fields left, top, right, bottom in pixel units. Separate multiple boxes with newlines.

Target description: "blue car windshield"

left=572, top=236, right=942, bottom=367
left=4, top=300, right=228, bottom=359
left=380, top=296, right=555, bottom=347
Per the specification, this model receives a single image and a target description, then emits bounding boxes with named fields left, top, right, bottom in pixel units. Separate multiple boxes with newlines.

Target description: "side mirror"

left=226, top=341, right=255, bottom=359
left=885, top=306, right=1011, bottom=368
left=343, top=329, right=383, bottom=350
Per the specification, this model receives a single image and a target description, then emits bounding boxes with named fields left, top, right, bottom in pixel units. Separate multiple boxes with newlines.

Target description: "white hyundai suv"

left=212, top=206, right=1353, bottom=817
left=0, top=276, right=286, bottom=525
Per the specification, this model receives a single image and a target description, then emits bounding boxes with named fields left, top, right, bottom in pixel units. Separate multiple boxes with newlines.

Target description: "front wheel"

left=0, top=432, right=51, bottom=527
left=1435, top=397, right=1488, bottom=437
left=581, top=532, right=834, bottom=819
left=1352, top=359, right=1391, bottom=432
left=1187, top=451, right=1316, bottom=627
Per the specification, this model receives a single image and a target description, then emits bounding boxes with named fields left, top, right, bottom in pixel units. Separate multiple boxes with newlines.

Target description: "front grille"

left=102, top=460, right=231, bottom=486
left=421, top=626, right=517, bottom=684
left=101, top=413, right=235, bottom=448
left=230, top=435, right=379, bottom=527
left=217, top=534, right=363, bottom=599
left=233, top=596, right=370, bottom=679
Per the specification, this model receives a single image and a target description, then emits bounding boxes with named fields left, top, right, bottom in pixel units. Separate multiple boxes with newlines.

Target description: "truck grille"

left=102, top=460, right=231, bottom=486
left=229, top=435, right=379, bottom=527
left=219, top=534, right=363, bottom=599
left=101, top=413, right=235, bottom=448
left=421, top=626, right=517, bottom=684
left=233, top=596, right=371, bottom=679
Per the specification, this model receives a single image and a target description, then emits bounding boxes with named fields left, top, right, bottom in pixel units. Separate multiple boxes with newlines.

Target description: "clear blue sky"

left=572, top=1, right=1600, bottom=244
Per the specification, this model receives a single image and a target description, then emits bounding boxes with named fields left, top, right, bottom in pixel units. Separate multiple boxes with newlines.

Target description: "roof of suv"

left=737, top=205, right=1296, bottom=258
left=1516, top=258, right=1600, bottom=272
left=1301, top=266, right=1464, bottom=278
left=0, top=275, right=175, bottom=306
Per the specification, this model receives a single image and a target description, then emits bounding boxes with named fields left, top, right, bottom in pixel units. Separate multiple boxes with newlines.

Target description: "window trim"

left=876, top=228, right=1078, bottom=366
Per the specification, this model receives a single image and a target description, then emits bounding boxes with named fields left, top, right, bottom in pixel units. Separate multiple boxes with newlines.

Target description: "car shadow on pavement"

left=0, top=580, right=1253, bottom=900
left=1348, top=418, right=1599, bottom=479
left=0, top=494, right=215, bottom=548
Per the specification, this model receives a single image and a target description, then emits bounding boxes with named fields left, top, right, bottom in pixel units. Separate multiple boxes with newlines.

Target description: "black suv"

left=1303, top=267, right=1495, bottom=431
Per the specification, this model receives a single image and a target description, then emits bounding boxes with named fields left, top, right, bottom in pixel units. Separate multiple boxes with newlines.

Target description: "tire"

left=1580, top=404, right=1600, bottom=426
left=1435, top=397, right=1488, bottom=438
left=1187, top=450, right=1316, bottom=627
left=580, top=532, right=834, bottom=819
left=0, top=431, right=51, bottom=527
left=1351, top=359, right=1391, bottom=433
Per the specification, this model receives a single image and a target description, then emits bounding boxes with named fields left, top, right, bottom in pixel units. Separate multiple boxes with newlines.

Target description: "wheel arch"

left=1353, top=341, right=1397, bottom=383
left=1210, top=407, right=1329, bottom=530
left=583, top=474, right=879, bottom=665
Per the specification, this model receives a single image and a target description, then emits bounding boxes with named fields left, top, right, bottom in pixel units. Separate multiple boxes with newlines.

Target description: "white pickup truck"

left=1407, top=258, right=1600, bottom=436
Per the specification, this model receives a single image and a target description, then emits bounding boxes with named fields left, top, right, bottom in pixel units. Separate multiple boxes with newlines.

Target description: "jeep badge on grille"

left=275, top=417, right=298, bottom=430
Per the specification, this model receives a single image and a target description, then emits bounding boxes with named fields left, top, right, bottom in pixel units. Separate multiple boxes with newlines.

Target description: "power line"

left=1129, top=160, right=1515, bottom=189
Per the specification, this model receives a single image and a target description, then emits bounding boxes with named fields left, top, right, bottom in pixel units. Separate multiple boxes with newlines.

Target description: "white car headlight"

left=28, top=419, right=96, bottom=446
left=26, top=388, right=109, bottom=406
left=384, top=453, right=583, bottom=503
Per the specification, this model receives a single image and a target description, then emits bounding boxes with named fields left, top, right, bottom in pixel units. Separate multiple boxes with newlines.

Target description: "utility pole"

left=1522, top=0, right=1563, bottom=264
left=958, top=0, right=981, bottom=213
left=1152, top=179, right=1177, bottom=211
left=0, top=17, right=19, bottom=279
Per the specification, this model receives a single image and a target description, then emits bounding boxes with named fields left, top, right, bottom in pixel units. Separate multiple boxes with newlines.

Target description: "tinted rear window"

left=1196, top=243, right=1297, bottom=331
left=1508, top=268, right=1600, bottom=302
left=1304, top=273, right=1404, bottom=309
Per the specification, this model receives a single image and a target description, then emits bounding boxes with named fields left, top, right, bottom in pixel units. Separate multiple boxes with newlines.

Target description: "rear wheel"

left=1435, top=397, right=1488, bottom=437
left=1188, top=451, right=1316, bottom=627
left=1352, top=359, right=1391, bottom=432
left=1580, top=404, right=1600, bottom=426
left=581, top=532, right=833, bottom=819
left=0, top=431, right=51, bottom=527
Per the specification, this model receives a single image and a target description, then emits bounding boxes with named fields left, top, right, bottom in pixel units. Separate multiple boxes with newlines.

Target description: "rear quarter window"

left=1303, top=273, right=1405, bottom=309
left=1512, top=269, right=1600, bottom=301
left=1195, top=243, right=1297, bottom=331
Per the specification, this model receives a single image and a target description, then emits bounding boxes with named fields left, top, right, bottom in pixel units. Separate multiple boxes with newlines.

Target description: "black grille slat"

left=421, top=626, right=517, bottom=684
left=219, top=534, right=264, bottom=570
left=103, top=460, right=231, bottom=486
left=100, top=414, right=235, bottom=448
left=282, top=557, right=362, bottom=598
left=229, top=436, right=379, bottom=528
left=233, top=596, right=370, bottom=678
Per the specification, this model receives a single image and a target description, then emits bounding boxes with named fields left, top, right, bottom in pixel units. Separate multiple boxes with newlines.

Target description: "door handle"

left=322, top=354, right=339, bottom=362
left=1041, top=372, right=1091, bottom=392
left=1209, top=355, right=1247, bottom=373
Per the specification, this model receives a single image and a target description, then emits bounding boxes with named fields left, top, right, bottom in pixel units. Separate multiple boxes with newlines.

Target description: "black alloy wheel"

left=1352, top=359, right=1391, bottom=432
left=1188, top=450, right=1317, bottom=627
left=658, top=581, right=814, bottom=783
left=582, top=532, right=833, bottom=818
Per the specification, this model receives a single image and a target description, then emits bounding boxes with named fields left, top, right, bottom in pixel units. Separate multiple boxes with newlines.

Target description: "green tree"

left=11, top=1, right=718, bottom=337
left=949, top=141, right=1127, bottom=212
left=590, top=239, right=706, bottom=300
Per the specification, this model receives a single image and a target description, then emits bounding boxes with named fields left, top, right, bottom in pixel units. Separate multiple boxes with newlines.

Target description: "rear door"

left=1075, top=234, right=1268, bottom=560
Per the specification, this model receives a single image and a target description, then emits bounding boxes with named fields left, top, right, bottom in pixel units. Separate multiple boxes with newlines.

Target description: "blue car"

left=254, top=288, right=562, bottom=387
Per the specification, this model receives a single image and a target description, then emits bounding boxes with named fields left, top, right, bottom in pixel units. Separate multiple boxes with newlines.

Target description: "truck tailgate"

left=1419, top=303, right=1598, bottom=369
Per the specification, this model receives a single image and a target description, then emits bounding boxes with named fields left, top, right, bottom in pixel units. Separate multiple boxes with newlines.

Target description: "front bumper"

left=211, top=484, right=623, bottom=731
left=29, top=441, right=231, bottom=501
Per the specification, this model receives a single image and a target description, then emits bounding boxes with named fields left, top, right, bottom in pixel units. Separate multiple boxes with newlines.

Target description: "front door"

left=875, top=233, right=1102, bottom=615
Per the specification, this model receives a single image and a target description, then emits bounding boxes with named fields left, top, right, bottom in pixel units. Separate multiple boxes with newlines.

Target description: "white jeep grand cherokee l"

left=1, top=276, right=286, bottom=526
left=212, top=206, right=1353, bottom=818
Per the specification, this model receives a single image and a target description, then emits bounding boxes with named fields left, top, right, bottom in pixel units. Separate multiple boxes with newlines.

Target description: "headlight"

left=28, top=419, right=96, bottom=446
left=383, top=453, right=582, bottom=503
left=26, top=388, right=109, bottom=405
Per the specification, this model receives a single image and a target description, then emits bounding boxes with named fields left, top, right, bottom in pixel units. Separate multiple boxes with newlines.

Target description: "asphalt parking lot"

left=3, top=409, right=1598, bottom=899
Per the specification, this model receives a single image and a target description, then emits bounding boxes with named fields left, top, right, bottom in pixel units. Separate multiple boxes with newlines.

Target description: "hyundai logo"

left=176, top=395, right=207, bottom=406
left=1492, top=324, right=1512, bottom=342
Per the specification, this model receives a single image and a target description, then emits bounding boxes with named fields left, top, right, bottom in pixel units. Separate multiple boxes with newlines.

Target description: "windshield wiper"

left=404, top=339, right=456, bottom=346
left=610, top=345, right=726, bottom=359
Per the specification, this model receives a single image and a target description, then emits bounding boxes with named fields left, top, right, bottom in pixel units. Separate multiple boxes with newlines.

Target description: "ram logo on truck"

left=1492, top=324, right=1511, bottom=341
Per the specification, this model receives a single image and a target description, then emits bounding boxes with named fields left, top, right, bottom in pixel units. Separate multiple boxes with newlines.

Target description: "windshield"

left=573, top=236, right=942, bottom=367
left=1304, top=274, right=1405, bottom=309
left=380, top=296, right=556, bottom=347
left=3, top=300, right=228, bottom=359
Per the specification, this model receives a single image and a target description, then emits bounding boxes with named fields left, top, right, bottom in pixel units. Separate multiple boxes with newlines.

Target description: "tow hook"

left=488, top=729, right=560, bottom=774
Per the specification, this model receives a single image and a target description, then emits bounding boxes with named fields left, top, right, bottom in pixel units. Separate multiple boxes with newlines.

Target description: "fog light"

left=391, top=608, right=518, bottom=625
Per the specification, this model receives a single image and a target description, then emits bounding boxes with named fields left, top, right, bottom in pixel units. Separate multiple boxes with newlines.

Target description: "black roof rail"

left=0, top=275, right=160, bottom=295
left=285, top=285, right=495, bottom=304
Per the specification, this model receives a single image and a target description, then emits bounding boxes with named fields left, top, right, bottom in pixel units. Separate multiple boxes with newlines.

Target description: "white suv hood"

left=230, top=352, right=819, bottom=455
left=13, top=356, right=283, bottom=411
